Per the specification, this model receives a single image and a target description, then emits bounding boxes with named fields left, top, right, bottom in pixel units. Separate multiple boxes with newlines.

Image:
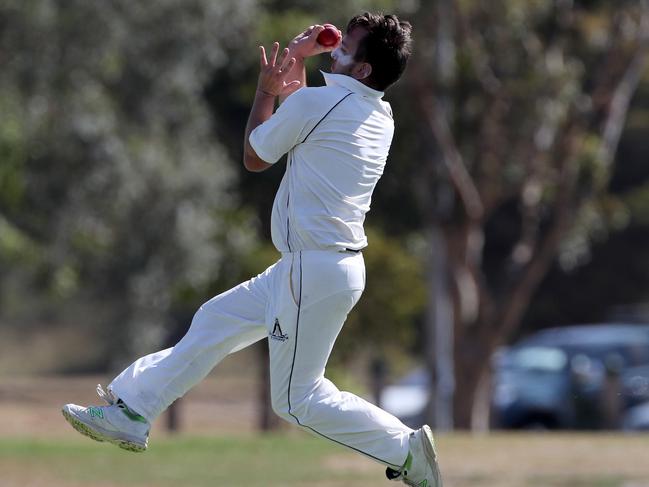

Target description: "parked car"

left=619, top=364, right=649, bottom=431
left=623, top=401, right=649, bottom=431
left=492, top=324, right=649, bottom=429
left=379, top=367, right=429, bottom=428
left=621, top=364, right=649, bottom=408
left=380, top=323, right=649, bottom=430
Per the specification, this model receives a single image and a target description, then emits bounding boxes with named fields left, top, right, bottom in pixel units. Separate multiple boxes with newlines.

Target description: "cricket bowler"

left=63, top=12, right=442, bottom=486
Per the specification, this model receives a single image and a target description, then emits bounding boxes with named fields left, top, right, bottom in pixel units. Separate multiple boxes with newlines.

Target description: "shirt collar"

left=321, top=71, right=384, bottom=99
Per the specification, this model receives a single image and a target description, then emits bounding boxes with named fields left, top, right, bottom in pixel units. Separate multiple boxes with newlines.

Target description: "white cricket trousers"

left=109, top=249, right=412, bottom=469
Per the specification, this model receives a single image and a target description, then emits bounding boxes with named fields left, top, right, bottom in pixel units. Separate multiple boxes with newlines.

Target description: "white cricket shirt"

left=249, top=71, right=394, bottom=252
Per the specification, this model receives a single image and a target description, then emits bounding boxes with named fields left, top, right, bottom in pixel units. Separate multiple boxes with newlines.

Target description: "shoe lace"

left=386, top=466, right=425, bottom=486
left=386, top=467, right=402, bottom=482
left=96, top=384, right=117, bottom=405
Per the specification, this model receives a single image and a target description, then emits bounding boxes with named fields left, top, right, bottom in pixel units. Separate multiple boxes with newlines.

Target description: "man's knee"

left=270, top=394, right=293, bottom=422
left=271, top=389, right=309, bottom=424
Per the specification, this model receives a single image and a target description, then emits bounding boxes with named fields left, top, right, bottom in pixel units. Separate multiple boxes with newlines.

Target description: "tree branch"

left=599, top=43, right=649, bottom=167
left=492, top=117, right=583, bottom=345
left=420, top=98, right=485, bottom=221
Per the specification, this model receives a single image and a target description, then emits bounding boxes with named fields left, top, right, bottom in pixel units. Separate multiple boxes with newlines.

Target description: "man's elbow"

left=243, top=152, right=271, bottom=172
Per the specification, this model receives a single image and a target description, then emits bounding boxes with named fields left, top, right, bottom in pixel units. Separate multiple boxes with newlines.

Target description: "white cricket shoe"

left=62, top=384, right=150, bottom=452
left=386, top=425, right=443, bottom=487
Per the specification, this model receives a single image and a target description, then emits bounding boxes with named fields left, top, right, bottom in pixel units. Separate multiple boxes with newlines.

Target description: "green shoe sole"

left=61, top=409, right=147, bottom=453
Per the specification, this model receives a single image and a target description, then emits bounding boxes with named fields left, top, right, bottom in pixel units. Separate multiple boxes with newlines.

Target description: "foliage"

left=0, top=0, right=259, bottom=364
left=524, top=91, right=649, bottom=330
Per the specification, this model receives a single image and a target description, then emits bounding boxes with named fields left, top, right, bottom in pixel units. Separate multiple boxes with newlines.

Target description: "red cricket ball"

left=317, top=24, right=341, bottom=47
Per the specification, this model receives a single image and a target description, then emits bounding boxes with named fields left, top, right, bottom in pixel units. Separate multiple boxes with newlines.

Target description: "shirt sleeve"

left=249, top=89, right=311, bottom=164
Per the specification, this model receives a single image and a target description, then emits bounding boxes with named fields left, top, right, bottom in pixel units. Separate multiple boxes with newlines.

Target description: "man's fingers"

left=259, top=46, right=268, bottom=67
left=277, top=48, right=291, bottom=71
left=284, top=80, right=301, bottom=89
left=280, top=56, right=296, bottom=73
left=309, top=25, right=325, bottom=40
left=270, top=42, right=280, bottom=66
left=281, top=80, right=302, bottom=96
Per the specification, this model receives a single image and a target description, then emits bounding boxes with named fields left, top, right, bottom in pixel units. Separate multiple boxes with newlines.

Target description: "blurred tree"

left=523, top=80, right=649, bottom=330
left=0, top=0, right=260, bottom=366
left=403, top=0, right=649, bottom=428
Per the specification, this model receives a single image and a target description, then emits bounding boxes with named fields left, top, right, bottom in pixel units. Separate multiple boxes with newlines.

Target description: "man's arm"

left=243, top=90, right=277, bottom=172
left=243, top=42, right=298, bottom=172
left=243, top=26, right=341, bottom=171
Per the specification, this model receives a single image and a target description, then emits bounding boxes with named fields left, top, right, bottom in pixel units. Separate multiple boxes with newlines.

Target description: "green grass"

left=0, top=434, right=385, bottom=486
left=1, top=432, right=649, bottom=486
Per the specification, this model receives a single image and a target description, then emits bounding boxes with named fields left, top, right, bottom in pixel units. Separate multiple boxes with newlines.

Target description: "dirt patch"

left=0, top=361, right=262, bottom=438
left=318, top=433, right=649, bottom=487
left=322, top=453, right=378, bottom=472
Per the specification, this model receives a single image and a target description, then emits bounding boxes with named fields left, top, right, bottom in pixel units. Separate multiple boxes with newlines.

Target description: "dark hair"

left=346, top=12, right=412, bottom=91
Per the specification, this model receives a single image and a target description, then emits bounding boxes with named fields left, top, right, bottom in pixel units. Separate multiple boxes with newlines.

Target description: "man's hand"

left=258, top=42, right=300, bottom=98
left=275, top=25, right=342, bottom=102
left=244, top=42, right=298, bottom=172
left=288, top=25, right=341, bottom=61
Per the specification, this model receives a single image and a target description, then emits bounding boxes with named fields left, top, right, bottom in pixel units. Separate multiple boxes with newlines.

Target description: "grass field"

left=1, top=374, right=648, bottom=486
left=2, top=432, right=649, bottom=487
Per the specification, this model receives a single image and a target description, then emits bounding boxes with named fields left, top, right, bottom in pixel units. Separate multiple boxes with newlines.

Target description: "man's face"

left=330, top=26, right=370, bottom=80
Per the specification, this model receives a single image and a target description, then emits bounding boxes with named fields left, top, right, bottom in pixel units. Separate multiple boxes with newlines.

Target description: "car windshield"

left=505, top=346, right=568, bottom=371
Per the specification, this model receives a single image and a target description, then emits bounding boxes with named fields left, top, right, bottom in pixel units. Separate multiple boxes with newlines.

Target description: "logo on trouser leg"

left=269, top=318, right=289, bottom=342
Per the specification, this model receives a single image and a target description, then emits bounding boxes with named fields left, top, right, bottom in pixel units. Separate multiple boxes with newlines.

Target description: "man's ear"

left=353, top=62, right=372, bottom=81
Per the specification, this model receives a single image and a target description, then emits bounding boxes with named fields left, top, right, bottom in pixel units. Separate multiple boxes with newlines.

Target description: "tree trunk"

left=423, top=225, right=455, bottom=430
left=258, top=340, right=280, bottom=431
left=453, top=331, right=491, bottom=429
left=166, top=399, right=182, bottom=433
